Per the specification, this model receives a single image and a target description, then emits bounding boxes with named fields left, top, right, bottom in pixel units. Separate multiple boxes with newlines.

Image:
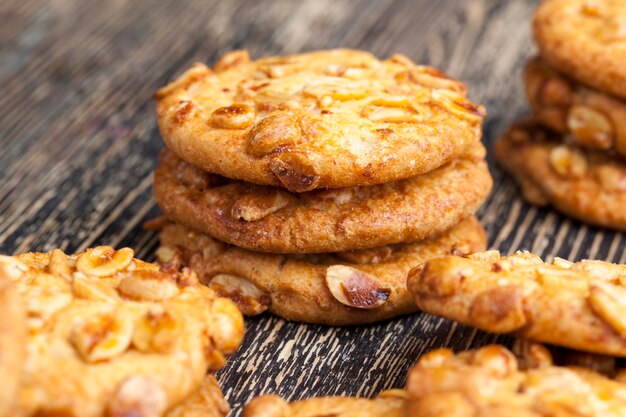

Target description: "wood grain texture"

left=1, top=0, right=623, bottom=414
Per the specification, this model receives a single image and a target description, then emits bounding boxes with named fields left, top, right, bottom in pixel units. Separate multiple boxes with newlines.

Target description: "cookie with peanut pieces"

left=155, top=49, right=485, bottom=192
left=534, top=0, right=626, bottom=100
left=243, top=390, right=407, bottom=417
left=495, top=121, right=626, bottom=230
left=164, top=374, right=230, bottom=417
left=0, top=262, right=26, bottom=417
left=407, top=344, right=626, bottom=416
left=156, top=217, right=486, bottom=325
left=1, top=247, right=244, bottom=417
left=408, top=250, right=626, bottom=356
left=525, top=57, right=626, bottom=156
left=153, top=145, right=491, bottom=254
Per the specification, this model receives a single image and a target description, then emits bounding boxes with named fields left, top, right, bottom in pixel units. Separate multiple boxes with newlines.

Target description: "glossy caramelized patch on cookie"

left=408, top=250, right=626, bottom=356
left=524, top=57, right=626, bottom=156
left=1, top=247, right=244, bottom=417
left=407, top=344, right=626, bottom=416
left=155, top=49, right=485, bottom=191
left=243, top=390, right=407, bottom=417
left=156, top=217, right=487, bottom=325
left=495, top=121, right=626, bottom=230
left=534, top=0, right=626, bottom=99
left=153, top=146, right=492, bottom=254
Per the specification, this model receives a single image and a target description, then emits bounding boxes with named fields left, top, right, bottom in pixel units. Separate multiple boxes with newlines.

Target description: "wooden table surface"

left=2, top=0, right=622, bottom=414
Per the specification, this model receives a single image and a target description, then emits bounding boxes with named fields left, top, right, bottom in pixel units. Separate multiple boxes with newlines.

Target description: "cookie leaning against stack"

left=0, top=247, right=244, bottom=417
left=152, top=48, right=492, bottom=325
left=497, top=0, right=626, bottom=229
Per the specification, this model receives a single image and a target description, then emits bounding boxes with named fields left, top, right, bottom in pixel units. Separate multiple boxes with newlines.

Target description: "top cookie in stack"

left=496, top=0, right=626, bottom=230
left=152, top=49, right=492, bottom=325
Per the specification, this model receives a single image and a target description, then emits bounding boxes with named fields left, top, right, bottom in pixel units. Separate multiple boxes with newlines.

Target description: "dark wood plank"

left=1, top=0, right=623, bottom=415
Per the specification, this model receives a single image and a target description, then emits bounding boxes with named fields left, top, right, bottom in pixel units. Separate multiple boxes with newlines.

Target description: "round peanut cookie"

left=243, top=391, right=407, bottom=417
left=0, top=262, right=26, bottom=417
left=153, top=146, right=491, bottom=254
left=408, top=344, right=626, bottom=416
left=155, top=49, right=485, bottom=192
left=1, top=247, right=243, bottom=417
left=525, top=57, right=626, bottom=156
left=534, top=0, right=626, bottom=100
left=156, top=217, right=486, bottom=325
left=408, top=250, right=626, bottom=356
left=495, top=121, right=626, bottom=230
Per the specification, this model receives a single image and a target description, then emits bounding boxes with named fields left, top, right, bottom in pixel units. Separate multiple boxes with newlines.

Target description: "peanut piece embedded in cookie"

left=155, top=49, right=485, bottom=191
left=408, top=250, right=626, bottom=356
left=495, top=120, right=626, bottom=231
left=325, top=265, right=391, bottom=309
left=524, top=57, right=626, bottom=155
left=207, top=273, right=271, bottom=316
left=4, top=247, right=244, bottom=417
left=407, top=344, right=626, bottom=416
left=548, top=144, right=588, bottom=178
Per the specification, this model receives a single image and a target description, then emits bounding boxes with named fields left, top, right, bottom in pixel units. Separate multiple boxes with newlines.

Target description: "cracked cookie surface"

left=1, top=247, right=244, bottom=417
left=534, top=0, right=626, bottom=100
left=495, top=121, right=626, bottom=230
left=407, top=344, right=626, bottom=416
left=408, top=250, right=626, bottom=356
left=156, top=217, right=486, bottom=325
left=155, top=49, right=485, bottom=191
left=154, top=146, right=491, bottom=254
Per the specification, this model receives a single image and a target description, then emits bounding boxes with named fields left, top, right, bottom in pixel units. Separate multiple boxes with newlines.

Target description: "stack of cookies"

left=496, top=0, right=626, bottom=230
left=152, top=49, right=492, bottom=325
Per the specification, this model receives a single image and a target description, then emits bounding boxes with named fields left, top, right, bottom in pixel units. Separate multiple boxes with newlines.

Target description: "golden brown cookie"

left=165, top=375, right=230, bottom=417
left=153, top=146, right=491, bottom=254
left=407, top=344, right=626, bottom=416
left=495, top=121, right=626, bottom=230
left=408, top=250, right=626, bottom=356
left=0, top=262, right=26, bottom=417
left=1, top=247, right=244, bottom=417
left=525, top=57, right=626, bottom=155
left=534, top=0, right=626, bottom=100
left=155, top=49, right=485, bottom=192
left=243, top=390, right=407, bottom=417
left=156, top=217, right=486, bottom=325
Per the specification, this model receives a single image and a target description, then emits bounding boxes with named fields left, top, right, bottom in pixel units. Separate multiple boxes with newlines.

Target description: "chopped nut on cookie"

left=2, top=247, right=244, bottom=417
left=408, top=250, right=626, bottom=356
